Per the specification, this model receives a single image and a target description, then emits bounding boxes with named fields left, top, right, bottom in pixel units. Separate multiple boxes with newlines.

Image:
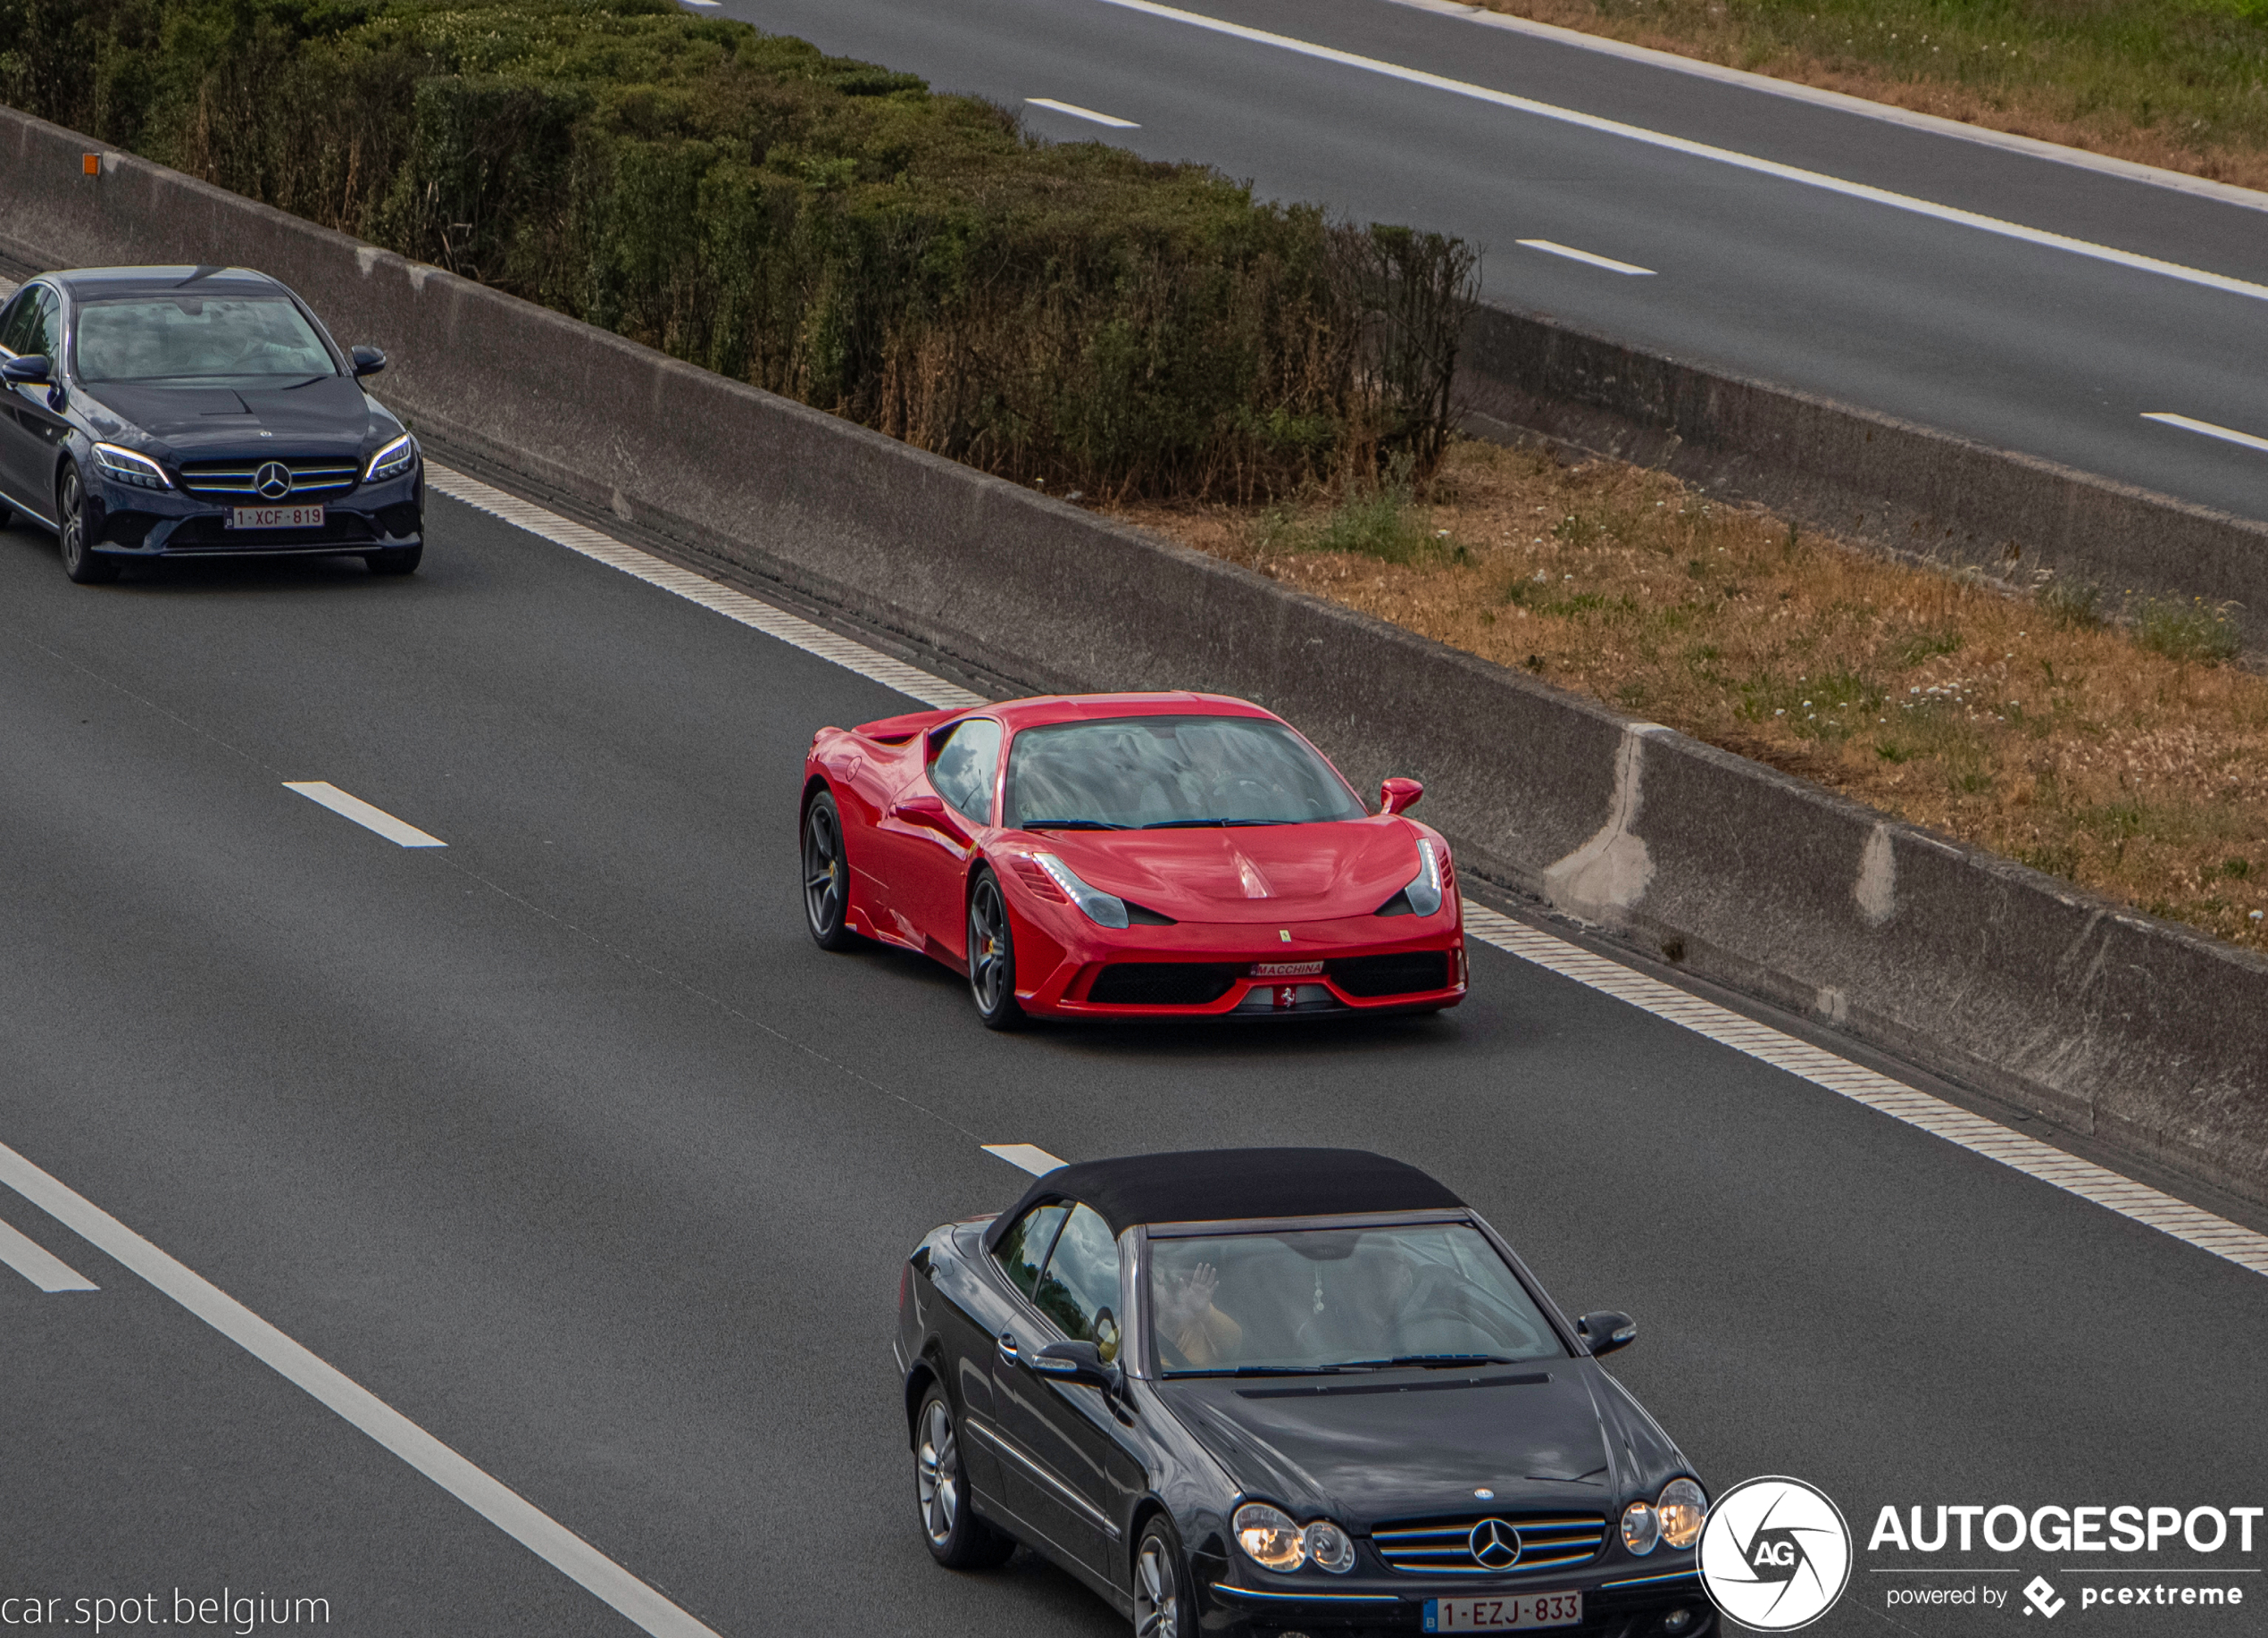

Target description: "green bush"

left=0, top=0, right=1478, bottom=499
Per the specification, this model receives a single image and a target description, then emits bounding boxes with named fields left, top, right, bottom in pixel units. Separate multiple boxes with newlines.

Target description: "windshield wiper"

left=1022, top=818, right=1129, bottom=831
left=1329, top=1354, right=1530, bottom=1370
left=1164, top=1363, right=1380, bottom=1378
left=1140, top=817, right=1293, bottom=829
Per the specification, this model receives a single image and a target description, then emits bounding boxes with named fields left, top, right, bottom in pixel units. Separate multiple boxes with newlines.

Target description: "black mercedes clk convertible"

left=895, top=1149, right=1713, bottom=1638
left=0, top=265, right=423, bottom=582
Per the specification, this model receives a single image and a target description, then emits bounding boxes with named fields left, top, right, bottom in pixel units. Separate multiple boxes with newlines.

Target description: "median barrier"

left=5, top=104, right=2265, bottom=1207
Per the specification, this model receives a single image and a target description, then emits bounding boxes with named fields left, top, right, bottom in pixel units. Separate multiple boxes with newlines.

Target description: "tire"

left=802, top=790, right=863, bottom=951
left=914, top=1386, right=1015, bottom=1570
left=366, top=544, right=422, bottom=575
left=56, top=464, right=117, bottom=585
left=1132, top=1517, right=1195, bottom=1638
left=966, top=870, right=1025, bottom=1030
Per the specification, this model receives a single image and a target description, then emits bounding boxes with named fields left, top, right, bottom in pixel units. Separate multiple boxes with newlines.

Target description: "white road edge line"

left=283, top=781, right=446, bottom=848
left=984, top=1143, right=1070, bottom=1176
left=0, top=1215, right=97, bottom=1292
left=2142, top=412, right=2268, bottom=457
left=1027, top=97, right=1141, bottom=129
left=431, top=464, right=2268, bottom=1281
left=1518, top=238, right=1655, bottom=276
left=1087, top=0, right=2268, bottom=306
left=0, top=1140, right=724, bottom=1638
left=423, top=467, right=981, bottom=713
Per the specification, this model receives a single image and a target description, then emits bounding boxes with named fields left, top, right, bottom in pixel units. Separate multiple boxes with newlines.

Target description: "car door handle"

left=996, top=1331, right=1020, bottom=1364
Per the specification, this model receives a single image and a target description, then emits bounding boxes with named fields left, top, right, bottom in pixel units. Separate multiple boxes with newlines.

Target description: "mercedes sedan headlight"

left=365, top=433, right=417, bottom=483
left=1656, top=1478, right=1706, bottom=1550
left=91, top=442, right=171, bottom=491
left=1031, top=852, right=1129, bottom=930
left=1401, top=839, right=1444, bottom=916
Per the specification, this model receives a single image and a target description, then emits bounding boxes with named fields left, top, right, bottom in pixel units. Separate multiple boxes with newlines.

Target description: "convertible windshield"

left=74, top=297, right=337, bottom=384
left=1149, top=1223, right=1564, bottom=1375
left=1004, top=715, right=1365, bottom=831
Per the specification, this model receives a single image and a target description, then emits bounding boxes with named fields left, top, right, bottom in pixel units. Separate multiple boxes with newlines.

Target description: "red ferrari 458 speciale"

left=798, top=692, right=1467, bottom=1026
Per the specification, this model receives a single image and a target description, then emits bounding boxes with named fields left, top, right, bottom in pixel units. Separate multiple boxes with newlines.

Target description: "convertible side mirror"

left=1576, top=1309, right=1638, bottom=1358
left=1380, top=776, right=1424, bottom=816
left=2, top=354, right=52, bottom=387
left=1031, top=1340, right=1123, bottom=1392
left=350, top=345, right=387, bottom=378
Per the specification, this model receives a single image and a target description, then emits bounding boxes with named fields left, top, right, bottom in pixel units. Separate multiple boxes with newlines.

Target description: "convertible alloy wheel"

left=914, top=1387, right=1014, bottom=1569
left=57, top=465, right=117, bottom=585
left=802, top=790, right=860, bottom=951
left=1133, top=1522, right=1188, bottom=1638
left=967, top=871, right=1024, bottom=1030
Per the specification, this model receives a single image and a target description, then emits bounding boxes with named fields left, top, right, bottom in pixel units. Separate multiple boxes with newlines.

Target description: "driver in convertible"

left=1155, top=1260, right=1244, bottom=1366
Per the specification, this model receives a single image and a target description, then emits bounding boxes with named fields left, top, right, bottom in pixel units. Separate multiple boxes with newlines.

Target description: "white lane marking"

left=284, top=781, right=446, bottom=848
left=437, top=455, right=2268, bottom=1278
left=1459, top=904, right=2268, bottom=1279
left=0, top=1140, right=724, bottom=1638
left=984, top=1143, right=1069, bottom=1176
left=1518, top=238, right=1655, bottom=276
left=0, top=1215, right=97, bottom=1292
left=1088, top=0, right=2268, bottom=306
left=1027, top=97, right=1142, bottom=128
left=1380, top=0, right=2268, bottom=218
left=424, top=466, right=981, bottom=713
left=2142, top=412, right=2268, bottom=457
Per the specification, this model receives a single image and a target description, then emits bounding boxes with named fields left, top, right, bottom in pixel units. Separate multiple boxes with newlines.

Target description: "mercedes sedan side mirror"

left=1576, top=1310, right=1638, bottom=1358
left=1031, top=1340, right=1122, bottom=1392
left=350, top=345, right=388, bottom=378
left=1380, top=776, right=1424, bottom=815
left=1, top=354, right=53, bottom=387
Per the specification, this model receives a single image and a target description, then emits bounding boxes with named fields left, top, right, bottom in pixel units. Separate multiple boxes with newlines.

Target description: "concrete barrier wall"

left=6, top=108, right=2265, bottom=1205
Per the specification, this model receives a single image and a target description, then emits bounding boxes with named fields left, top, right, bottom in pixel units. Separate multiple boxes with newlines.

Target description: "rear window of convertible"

left=1003, top=715, right=1364, bottom=831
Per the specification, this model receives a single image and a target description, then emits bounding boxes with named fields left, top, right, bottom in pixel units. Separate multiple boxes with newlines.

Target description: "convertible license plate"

left=228, top=505, right=323, bottom=530
left=1425, top=1592, right=1583, bottom=1632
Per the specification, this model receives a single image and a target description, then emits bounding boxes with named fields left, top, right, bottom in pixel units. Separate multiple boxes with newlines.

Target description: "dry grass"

left=1113, top=439, right=2268, bottom=952
left=1475, top=0, right=2268, bottom=194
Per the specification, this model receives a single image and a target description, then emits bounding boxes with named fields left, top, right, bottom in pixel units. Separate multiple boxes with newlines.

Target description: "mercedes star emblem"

left=1469, top=1517, right=1522, bottom=1571
left=254, top=461, right=292, bottom=500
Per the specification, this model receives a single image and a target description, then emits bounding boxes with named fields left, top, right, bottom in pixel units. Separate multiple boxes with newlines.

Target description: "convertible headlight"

left=1401, top=839, right=1444, bottom=916
left=1622, top=1500, right=1661, bottom=1556
left=91, top=442, right=171, bottom=491
left=1235, top=1502, right=1307, bottom=1572
left=1656, top=1478, right=1706, bottom=1550
left=1303, top=1519, right=1357, bottom=1574
left=365, top=433, right=417, bottom=483
left=1030, top=853, right=1129, bottom=930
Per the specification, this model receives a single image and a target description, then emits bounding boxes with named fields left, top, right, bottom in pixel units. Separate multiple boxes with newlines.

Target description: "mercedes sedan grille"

left=180, top=459, right=362, bottom=499
left=1371, top=1513, right=1609, bottom=1575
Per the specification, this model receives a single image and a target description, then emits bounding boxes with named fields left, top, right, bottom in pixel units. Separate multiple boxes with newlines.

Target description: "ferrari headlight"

left=1031, top=852, right=1129, bottom=930
left=1656, top=1478, right=1706, bottom=1550
left=92, top=442, right=171, bottom=491
left=365, top=433, right=417, bottom=483
left=1622, top=1500, right=1660, bottom=1556
left=1402, top=839, right=1444, bottom=916
left=1303, top=1519, right=1357, bottom=1574
left=1234, top=1502, right=1306, bottom=1572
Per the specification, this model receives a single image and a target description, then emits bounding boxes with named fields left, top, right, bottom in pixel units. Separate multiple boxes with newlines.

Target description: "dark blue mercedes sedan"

left=0, top=265, right=423, bottom=583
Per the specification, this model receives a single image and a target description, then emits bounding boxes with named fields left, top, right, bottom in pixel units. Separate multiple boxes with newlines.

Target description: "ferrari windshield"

left=75, top=297, right=337, bottom=384
left=1004, top=715, right=1365, bottom=830
left=1149, top=1223, right=1564, bottom=1375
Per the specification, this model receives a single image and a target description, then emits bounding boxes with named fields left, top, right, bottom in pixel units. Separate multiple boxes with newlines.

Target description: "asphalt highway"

left=3, top=491, right=2264, bottom=1636
left=734, top=0, right=2268, bottom=528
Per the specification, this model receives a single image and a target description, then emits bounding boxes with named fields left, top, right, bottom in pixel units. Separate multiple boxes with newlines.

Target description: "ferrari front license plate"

left=228, top=505, right=323, bottom=530
left=1424, top=1592, right=1583, bottom=1632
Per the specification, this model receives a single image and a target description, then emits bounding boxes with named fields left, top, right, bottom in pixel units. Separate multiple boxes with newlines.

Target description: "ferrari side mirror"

left=1576, top=1309, right=1638, bottom=1358
left=1031, top=1340, right=1122, bottom=1393
left=1380, top=776, right=1424, bottom=815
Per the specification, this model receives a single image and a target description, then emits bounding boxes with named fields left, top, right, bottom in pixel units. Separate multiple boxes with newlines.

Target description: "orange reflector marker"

left=82, top=153, right=101, bottom=175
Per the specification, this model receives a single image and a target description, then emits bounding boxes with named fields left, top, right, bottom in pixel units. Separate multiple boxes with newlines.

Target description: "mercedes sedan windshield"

left=75, top=296, right=337, bottom=384
left=1149, top=1222, right=1565, bottom=1375
left=1004, top=715, right=1365, bottom=830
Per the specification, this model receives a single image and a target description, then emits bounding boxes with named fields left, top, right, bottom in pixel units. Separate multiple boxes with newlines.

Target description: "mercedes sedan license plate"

left=229, top=504, right=323, bottom=530
left=1424, top=1592, right=1583, bottom=1632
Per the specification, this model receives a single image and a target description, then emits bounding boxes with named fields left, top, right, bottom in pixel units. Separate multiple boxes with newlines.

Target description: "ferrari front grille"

left=1371, top=1513, right=1608, bottom=1575
left=1086, top=962, right=1242, bottom=1006
left=1329, top=950, right=1451, bottom=997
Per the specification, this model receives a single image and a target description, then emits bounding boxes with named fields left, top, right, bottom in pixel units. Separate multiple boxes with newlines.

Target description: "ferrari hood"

left=1032, top=818, right=1424, bottom=924
left=1154, top=1366, right=1618, bottom=1531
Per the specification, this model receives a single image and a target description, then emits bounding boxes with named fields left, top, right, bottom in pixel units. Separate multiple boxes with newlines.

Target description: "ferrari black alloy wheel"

left=1133, top=1518, right=1191, bottom=1638
left=967, top=870, right=1024, bottom=1030
left=57, top=464, right=116, bottom=585
left=803, top=790, right=858, bottom=950
left=915, top=1387, right=1013, bottom=1569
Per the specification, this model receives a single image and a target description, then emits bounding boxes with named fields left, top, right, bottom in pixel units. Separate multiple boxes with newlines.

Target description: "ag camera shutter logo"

left=1699, top=1476, right=1853, bottom=1631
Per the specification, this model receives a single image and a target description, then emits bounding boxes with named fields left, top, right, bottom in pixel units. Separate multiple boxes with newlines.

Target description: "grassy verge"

left=1118, top=442, right=2268, bottom=953
left=0, top=0, right=1475, bottom=499
left=1480, top=0, right=2268, bottom=191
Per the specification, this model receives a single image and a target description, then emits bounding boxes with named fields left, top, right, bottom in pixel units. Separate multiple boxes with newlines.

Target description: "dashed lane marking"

left=424, top=466, right=981, bottom=712
left=438, top=462, right=2268, bottom=1280
left=284, top=781, right=446, bottom=848
left=984, top=1144, right=1070, bottom=1176
left=2141, top=412, right=2268, bottom=457
left=0, top=1139, right=725, bottom=1638
left=0, top=1214, right=97, bottom=1292
left=1026, top=97, right=1141, bottom=128
left=1518, top=238, right=1656, bottom=276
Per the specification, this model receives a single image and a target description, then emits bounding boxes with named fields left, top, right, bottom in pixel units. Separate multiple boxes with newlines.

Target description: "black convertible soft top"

left=981, top=1148, right=1463, bottom=1249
